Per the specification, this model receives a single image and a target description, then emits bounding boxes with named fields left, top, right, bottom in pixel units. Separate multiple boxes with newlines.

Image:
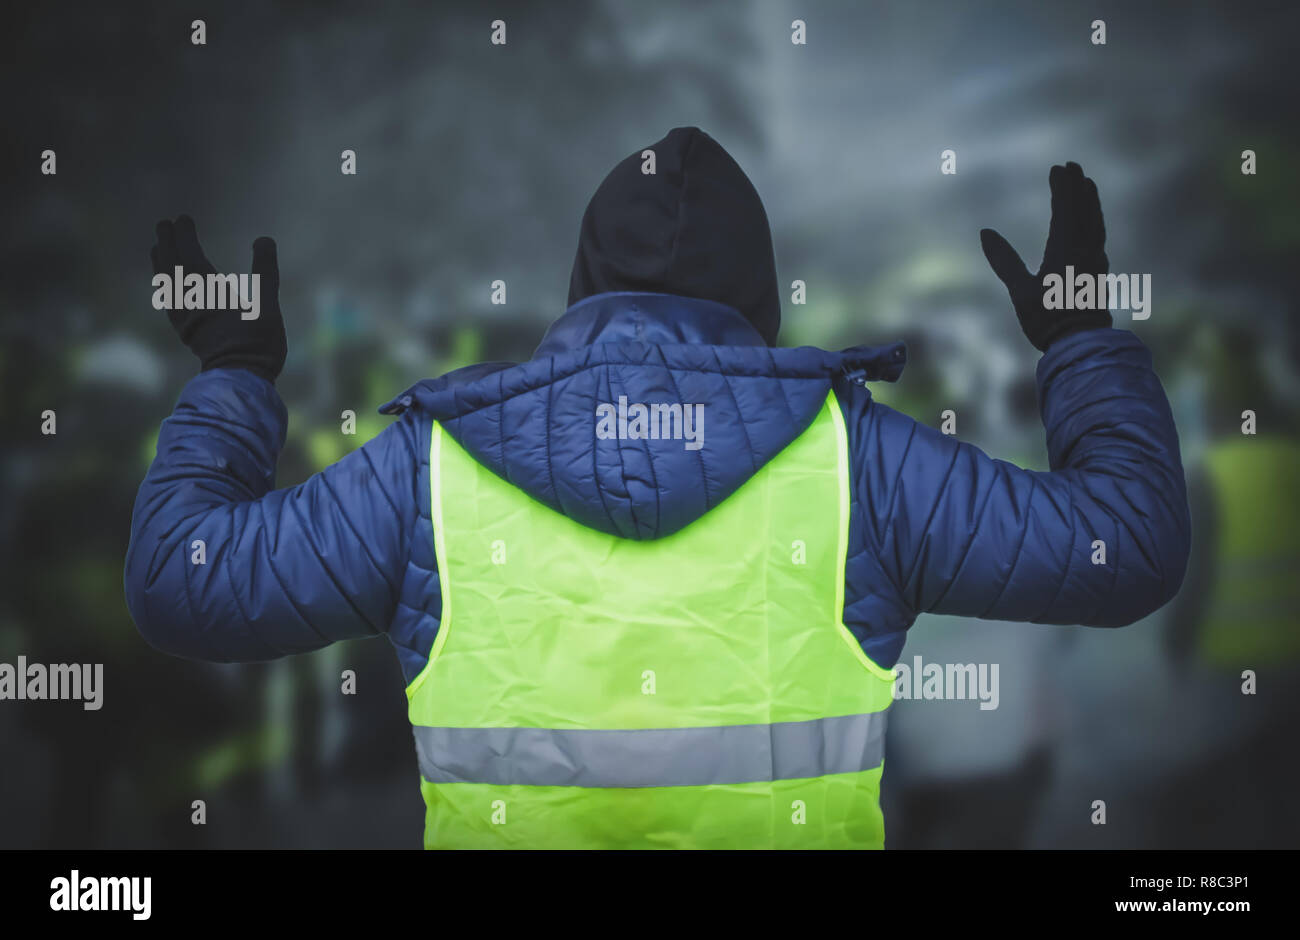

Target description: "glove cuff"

left=1037, top=310, right=1114, bottom=353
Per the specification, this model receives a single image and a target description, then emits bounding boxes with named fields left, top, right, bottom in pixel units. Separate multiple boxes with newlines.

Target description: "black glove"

left=151, top=215, right=287, bottom=382
left=980, top=161, right=1112, bottom=353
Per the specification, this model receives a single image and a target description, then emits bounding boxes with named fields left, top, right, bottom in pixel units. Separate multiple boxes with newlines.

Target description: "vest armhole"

left=406, top=419, right=451, bottom=700
left=827, top=392, right=897, bottom=683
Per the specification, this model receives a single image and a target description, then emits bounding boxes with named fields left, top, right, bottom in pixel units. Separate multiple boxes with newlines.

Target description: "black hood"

left=567, top=126, right=782, bottom=347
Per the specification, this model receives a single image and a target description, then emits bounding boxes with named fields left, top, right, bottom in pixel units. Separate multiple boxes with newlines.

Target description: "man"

left=126, top=127, right=1190, bottom=848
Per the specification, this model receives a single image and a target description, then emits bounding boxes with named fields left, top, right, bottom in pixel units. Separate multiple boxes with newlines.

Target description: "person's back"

left=126, top=127, right=1191, bottom=848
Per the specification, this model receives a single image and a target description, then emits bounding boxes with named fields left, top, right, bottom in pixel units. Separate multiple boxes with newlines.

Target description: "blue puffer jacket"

left=125, top=290, right=1191, bottom=682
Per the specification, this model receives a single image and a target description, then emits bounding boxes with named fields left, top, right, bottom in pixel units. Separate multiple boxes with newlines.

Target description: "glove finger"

left=1063, top=162, right=1089, bottom=262
left=1042, top=165, right=1067, bottom=272
left=152, top=248, right=187, bottom=330
left=154, top=219, right=176, bottom=269
left=173, top=214, right=216, bottom=273
left=980, top=228, right=1031, bottom=288
left=1082, top=177, right=1108, bottom=272
left=153, top=224, right=182, bottom=326
left=250, top=236, right=279, bottom=291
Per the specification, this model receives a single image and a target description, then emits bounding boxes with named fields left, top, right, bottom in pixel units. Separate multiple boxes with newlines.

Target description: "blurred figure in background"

left=1152, top=324, right=1300, bottom=846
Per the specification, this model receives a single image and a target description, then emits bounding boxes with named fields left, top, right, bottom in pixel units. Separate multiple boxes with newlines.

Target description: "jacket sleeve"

left=124, top=367, right=421, bottom=662
left=849, top=327, right=1191, bottom=627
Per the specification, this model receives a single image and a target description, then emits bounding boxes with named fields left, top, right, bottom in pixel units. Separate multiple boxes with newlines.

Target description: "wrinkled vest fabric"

left=1200, top=437, right=1300, bottom=666
left=407, top=391, right=896, bottom=848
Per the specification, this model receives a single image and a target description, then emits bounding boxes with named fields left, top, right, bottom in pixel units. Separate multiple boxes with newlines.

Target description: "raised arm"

left=851, top=329, right=1189, bottom=625
left=849, top=163, right=1190, bottom=626
left=124, top=217, right=419, bottom=661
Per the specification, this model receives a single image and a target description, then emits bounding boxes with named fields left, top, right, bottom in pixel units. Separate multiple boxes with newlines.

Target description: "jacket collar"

left=379, top=291, right=906, bottom=418
left=533, top=291, right=768, bottom=358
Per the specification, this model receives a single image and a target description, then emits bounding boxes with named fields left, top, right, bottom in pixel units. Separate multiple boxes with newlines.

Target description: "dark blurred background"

left=2, top=0, right=1297, bottom=848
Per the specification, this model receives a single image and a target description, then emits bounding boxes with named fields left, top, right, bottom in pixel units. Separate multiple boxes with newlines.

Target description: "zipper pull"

left=842, top=365, right=869, bottom=386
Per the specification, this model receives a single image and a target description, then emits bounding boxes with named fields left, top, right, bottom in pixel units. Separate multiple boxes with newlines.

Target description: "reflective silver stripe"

left=413, top=711, right=888, bottom=788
